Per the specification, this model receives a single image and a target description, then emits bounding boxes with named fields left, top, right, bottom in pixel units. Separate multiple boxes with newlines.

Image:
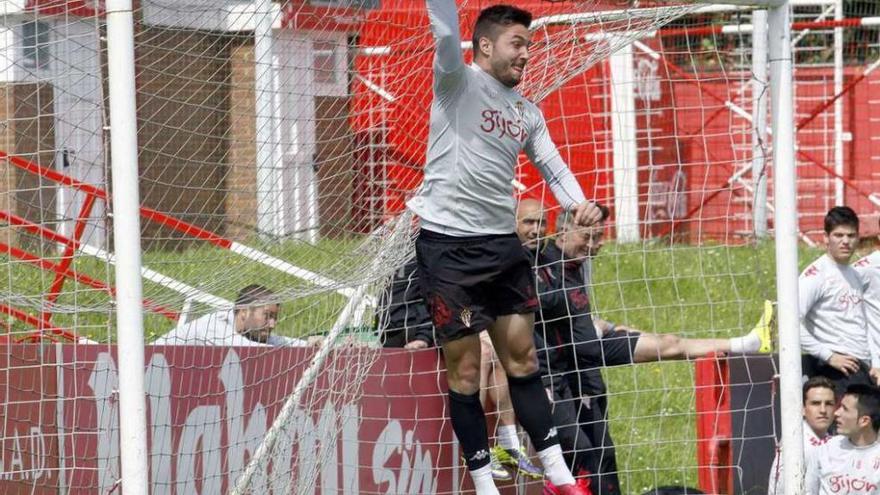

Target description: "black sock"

left=448, top=390, right=491, bottom=471
left=507, top=371, right=559, bottom=451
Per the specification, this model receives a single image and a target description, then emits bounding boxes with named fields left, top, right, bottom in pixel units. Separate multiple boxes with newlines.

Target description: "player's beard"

left=241, top=326, right=270, bottom=343
left=492, top=57, right=524, bottom=87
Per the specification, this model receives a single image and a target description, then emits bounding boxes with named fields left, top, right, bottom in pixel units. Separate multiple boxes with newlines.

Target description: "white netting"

left=0, top=0, right=876, bottom=493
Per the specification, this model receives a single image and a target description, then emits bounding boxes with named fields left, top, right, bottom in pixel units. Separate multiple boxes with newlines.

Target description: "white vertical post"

left=752, top=9, right=769, bottom=238
left=769, top=3, right=804, bottom=495
left=833, top=0, right=844, bottom=205
left=609, top=42, right=639, bottom=243
left=255, top=0, right=276, bottom=238
left=105, top=0, right=149, bottom=494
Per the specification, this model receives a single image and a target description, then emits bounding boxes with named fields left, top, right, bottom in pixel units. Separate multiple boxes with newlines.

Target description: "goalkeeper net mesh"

left=1, top=0, right=878, bottom=493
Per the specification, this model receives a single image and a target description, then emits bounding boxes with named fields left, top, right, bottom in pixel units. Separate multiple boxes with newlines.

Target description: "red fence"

left=0, top=345, right=554, bottom=495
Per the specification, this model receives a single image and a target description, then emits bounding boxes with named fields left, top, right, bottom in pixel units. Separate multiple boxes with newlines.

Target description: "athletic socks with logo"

left=506, top=371, right=577, bottom=486
left=506, top=371, right=559, bottom=451
left=449, top=390, right=492, bottom=471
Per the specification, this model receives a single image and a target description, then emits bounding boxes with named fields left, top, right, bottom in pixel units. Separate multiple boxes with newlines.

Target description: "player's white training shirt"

left=407, top=0, right=586, bottom=236
left=152, top=309, right=307, bottom=347
left=805, top=436, right=880, bottom=495
left=767, top=420, right=831, bottom=495
left=799, top=253, right=877, bottom=365
left=855, top=251, right=880, bottom=367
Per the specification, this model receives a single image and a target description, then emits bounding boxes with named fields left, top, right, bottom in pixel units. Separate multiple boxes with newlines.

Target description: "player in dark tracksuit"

left=533, top=238, right=628, bottom=495
left=376, top=260, right=435, bottom=349
left=530, top=206, right=771, bottom=495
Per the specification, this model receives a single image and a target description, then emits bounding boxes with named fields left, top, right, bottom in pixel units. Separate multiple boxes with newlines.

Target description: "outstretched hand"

left=572, top=201, right=603, bottom=227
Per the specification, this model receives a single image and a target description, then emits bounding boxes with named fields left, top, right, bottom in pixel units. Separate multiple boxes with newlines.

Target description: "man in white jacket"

left=805, top=384, right=880, bottom=495
left=768, top=377, right=835, bottom=495
left=799, top=206, right=880, bottom=391
left=154, top=284, right=307, bottom=347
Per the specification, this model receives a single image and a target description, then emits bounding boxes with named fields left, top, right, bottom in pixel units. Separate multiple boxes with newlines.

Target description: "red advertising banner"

left=0, top=345, right=542, bottom=494
left=0, top=346, right=59, bottom=495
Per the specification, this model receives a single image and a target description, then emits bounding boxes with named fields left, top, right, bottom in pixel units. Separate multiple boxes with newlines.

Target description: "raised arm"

left=426, top=0, right=466, bottom=91
left=524, top=113, right=591, bottom=218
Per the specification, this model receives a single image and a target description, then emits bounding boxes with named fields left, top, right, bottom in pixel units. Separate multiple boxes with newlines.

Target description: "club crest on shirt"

left=515, top=100, right=524, bottom=118
left=460, top=307, right=473, bottom=328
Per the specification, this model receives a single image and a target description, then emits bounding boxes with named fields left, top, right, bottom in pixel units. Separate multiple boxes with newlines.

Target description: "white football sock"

left=729, top=331, right=761, bottom=354
left=469, top=464, right=501, bottom=495
left=497, top=424, right=520, bottom=451
left=537, top=444, right=575, bottom=486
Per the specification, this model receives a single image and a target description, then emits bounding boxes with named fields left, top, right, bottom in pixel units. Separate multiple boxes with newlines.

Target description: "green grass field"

left=594, top=240, right=824, bottom=492
left=0, top=236, right=830, bottom=492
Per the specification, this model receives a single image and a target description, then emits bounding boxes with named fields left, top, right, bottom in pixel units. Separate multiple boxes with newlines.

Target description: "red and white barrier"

left=0, top=345, right=550, bottom=494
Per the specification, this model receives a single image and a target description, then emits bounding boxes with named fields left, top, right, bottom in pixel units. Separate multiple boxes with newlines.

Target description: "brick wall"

left=226, top=37, right=258, bottom=241
left=226, top=39, right=356, bottom=241
left=315, top=96, right=354, bottom=238
left=134, top=28, right=232, bottom=249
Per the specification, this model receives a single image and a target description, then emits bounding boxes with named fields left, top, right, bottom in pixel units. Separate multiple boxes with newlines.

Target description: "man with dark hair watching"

left=533, top=205, right=772, bottom=494
left=800, top=206, right=880, bottom=391
left=408, top=1, right=603, bottom=492
left=768, top=376, right=836, bottom=495
left=153, top=284, right=307, bottom=346
left=805, top=384, right=880, bottom=494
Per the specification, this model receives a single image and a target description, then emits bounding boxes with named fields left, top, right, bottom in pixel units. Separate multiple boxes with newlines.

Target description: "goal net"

left=0, top=0, right=875, bottom=493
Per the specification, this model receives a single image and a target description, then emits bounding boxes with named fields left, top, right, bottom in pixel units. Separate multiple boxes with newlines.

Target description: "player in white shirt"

left=853, top=219, right=880, bottom=346
left=800, top=207, right=880, bottom=390
left=408, top=3, right=601, bottom=494
left=806, top=384, right=880, bottom=495
left=768, top=376, right=835, bottom=495
left=153, top=284, right=307, bottom=347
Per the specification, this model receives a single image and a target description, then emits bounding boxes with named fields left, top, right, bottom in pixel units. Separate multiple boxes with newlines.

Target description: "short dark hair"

left=844, top=384, right=880, bottom=432
left=472, top=5, right=532, bottom=59
left=234, top=284, right=275, bottom=312
left=824, top=206, right=859, bottom=234
left=803, top=376, right=835, bottom=402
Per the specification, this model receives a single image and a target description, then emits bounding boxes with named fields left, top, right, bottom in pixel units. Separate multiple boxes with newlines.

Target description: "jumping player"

left=408, top=2, right=602, bottom=493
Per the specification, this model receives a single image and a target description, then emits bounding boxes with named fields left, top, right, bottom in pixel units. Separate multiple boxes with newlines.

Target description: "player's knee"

left=660, top=334, right=683, bottom=356
left=503, top=347, right=539, bottom=377
left=447, top=360, right=481, bottom=395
